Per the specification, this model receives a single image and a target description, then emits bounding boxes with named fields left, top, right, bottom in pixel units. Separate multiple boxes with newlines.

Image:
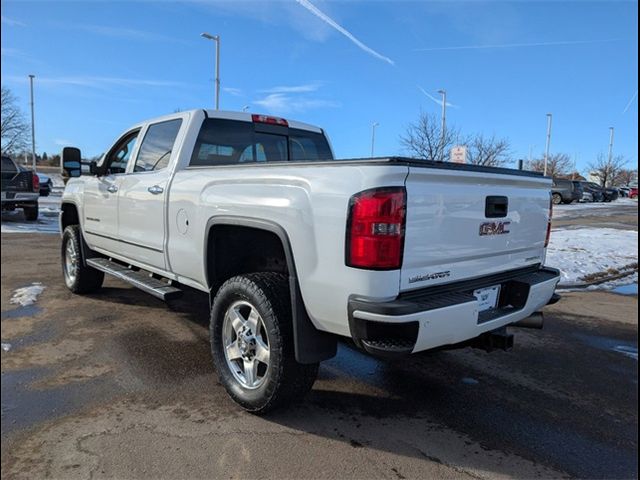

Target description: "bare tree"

left=464, top=134, right=512, bottom=167
left=589, top=153, right=628, bottom=187
left=526, top=153, right=572, bottom=178
left=400, top=111, right=460, bottom=161
left=1, top=86, right=29, bottom=155
left=612, top=168, right=637, bottom=187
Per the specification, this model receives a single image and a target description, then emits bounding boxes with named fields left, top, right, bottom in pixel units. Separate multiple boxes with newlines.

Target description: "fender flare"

left=204, top=215, right=337, bottom=364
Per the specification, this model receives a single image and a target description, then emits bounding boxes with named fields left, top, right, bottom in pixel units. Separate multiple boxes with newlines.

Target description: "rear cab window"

left=1, top=156, right=17, bottom=173
left=190, top=119, right=333, bottom=167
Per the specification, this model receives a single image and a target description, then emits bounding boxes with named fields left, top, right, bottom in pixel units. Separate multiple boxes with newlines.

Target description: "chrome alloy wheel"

left=222, top=300, right=271, bottom=389
left=63, top=238, right=79, bottom=287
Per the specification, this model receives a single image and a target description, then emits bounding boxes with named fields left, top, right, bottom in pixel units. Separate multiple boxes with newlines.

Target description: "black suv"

left=551, top=179, right=583, bottom=205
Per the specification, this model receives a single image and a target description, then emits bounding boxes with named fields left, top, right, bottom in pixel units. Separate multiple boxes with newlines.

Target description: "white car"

left=60, top=109, right=560, bottom=412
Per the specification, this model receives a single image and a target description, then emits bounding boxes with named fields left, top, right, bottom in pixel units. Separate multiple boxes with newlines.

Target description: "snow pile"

left=10, top=282, right=46, bottom=306
left=546, top=228, right=638, bottom=286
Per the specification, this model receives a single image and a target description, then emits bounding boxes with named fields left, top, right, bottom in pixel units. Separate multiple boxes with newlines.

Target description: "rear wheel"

left=61, top=225, right=104, bottom=293
left=23, top=202, right=38, bottom=221
left=210, top=273, right=318, bottom=414
left=552, top=193, right=562, bottom=205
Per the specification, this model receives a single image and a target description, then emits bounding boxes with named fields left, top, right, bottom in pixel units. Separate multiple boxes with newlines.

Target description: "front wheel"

left=210, top=273, right=318, bottom=414
left=552, top=193, right=562, bottom=205
left=61, top=225, right=104, bottom=293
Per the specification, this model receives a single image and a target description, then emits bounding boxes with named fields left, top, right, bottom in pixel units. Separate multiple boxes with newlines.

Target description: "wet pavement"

left=1, top=232, right=638, bottom=479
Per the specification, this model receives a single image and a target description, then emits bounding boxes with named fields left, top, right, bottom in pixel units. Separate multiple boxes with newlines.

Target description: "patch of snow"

left=613, top=345, right=638, bottom=361
left=1, top=343, right=12, bottom=352
left=546, top=227, right=638, bottom=286
left=10, top=283, right=46, bottom=306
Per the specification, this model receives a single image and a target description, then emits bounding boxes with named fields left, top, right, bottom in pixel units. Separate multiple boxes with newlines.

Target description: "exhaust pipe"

left=513, top=312, right=544, bottom=329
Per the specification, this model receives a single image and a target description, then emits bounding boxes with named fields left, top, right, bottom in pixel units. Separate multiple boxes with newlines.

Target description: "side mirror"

left=61, top=147, right=82, bottom=178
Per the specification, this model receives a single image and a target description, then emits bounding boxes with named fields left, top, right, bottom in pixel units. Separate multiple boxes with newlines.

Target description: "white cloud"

left=223, top=87, right=244, bottom=97
left=4, top=75, right=187, bottom=90
left=261, top=83, right=321, bottom=94
left=72, top=24, right=185, bottom=44
left=417, top=86, right=458, bottom=109
left=254, top=93, right=339, bottom=114
left=1, top=16, right=26, bottom=27
left=295, top=0, right=394, bottom=66
left=414, top=38, right=621, bottom=52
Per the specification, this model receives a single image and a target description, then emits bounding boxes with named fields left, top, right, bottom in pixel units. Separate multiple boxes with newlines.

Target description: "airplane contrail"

left=623, top=90, right=638, bottom=114
left=413, top=38, right=621, bottom=52
left=417, top=86, right=458, bottom=108
left=295, top=0, right=394, bottom=66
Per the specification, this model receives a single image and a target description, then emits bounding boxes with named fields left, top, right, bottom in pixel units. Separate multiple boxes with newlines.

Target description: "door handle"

left=148, top=185, right=164, bottom=195
left=107, top=184, right=118, bottom=193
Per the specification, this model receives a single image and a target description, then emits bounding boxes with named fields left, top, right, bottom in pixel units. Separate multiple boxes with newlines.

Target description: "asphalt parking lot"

left=1, top=201, right=638, bottom=479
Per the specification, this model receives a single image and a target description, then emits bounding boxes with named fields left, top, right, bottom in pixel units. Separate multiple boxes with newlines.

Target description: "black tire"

left=562, top=199, right=574, bottom=205
left=23, top=203, right=38, bottom=221
left=210, top=273, right=318, bottom=414
left=552, top=193, right=562, bottom=205
left=61, top=225, right=104, bottom=294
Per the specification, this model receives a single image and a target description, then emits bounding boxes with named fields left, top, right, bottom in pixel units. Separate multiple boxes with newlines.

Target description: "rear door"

left=401, top=166, right=551, bottom=292
left=83, top=131, right=140, bottom=251
left=117, top=118, right=183, bottom=269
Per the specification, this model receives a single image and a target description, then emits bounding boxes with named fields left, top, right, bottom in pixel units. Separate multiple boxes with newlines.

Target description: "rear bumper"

left=1, top=192, right=39, bottom=205
left=348, top=266, right=560, bottom=356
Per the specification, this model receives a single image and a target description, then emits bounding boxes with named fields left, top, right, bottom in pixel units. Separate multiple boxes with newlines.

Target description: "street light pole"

left=28, top=74, right=36, bottom=171
left=438, top=89, right=447, bottom=161
left=543, top=113, right=552, bottom=177
left=201, top=32, right=220, bottom=110
left=607, top=127, right=614, bottom=164
left=371, top=122, right=379, bottom=158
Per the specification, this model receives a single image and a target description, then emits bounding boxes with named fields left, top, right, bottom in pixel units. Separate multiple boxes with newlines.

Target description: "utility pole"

left=607, top=127, right=614, bottom=164
left=543, top=113, right=552, bottom=177
left=201, top=33, right=220, bottom=110
left=28, top=74, right=36, bottom=171
left=438, top=89, right=447, bottom=161
left=370, top=122, right=379, bottom=157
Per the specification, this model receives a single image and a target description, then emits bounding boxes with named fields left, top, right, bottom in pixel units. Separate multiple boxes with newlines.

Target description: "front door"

left=83, top=131, right=139, bottom=253
left=117, top=118, right=183, bottom=270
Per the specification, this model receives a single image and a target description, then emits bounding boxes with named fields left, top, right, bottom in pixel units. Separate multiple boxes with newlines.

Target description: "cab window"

left=133, top=119, right=183, bottom=172
left=104, top=131, right=139, bottom=175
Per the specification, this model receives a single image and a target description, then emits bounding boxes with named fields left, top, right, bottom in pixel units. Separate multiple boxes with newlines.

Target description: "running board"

left=86, top=258, right=183, bottom=301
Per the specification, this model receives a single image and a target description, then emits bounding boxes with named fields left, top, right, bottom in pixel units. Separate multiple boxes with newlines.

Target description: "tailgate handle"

left=485, top=196, right=508, bottom=218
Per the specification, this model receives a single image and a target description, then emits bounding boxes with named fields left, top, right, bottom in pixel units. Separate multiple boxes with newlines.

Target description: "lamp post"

left=438, top=89, right=447, bottom=161
left=543, top=113, right=552, bottom=177
left=607, top=127, right=614, bottom=164
left=28, top=74, right=36, bottom=171
left=370, top=122, right=379, bottom=157
left=200, top=32, right=220, bottom=110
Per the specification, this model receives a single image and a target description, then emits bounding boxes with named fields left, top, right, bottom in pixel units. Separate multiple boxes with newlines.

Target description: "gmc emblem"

left=479, top=221, right=511, bottom=236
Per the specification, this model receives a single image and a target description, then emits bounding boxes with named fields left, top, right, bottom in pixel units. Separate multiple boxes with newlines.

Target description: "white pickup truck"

left=60, top=109, right=560, bottom=413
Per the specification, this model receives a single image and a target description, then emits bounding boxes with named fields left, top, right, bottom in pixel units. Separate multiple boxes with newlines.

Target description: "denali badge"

left=479, top=221, right=511, bottom=236
left=409, top=270, right=451, bottom=284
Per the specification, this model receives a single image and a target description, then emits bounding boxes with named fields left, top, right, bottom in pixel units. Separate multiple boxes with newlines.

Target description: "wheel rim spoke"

left=254, top=337, right=270, bottom=364
left=225, top=341, right=242, bottom=361
left=246, top=308, right=260, bottom=334
left=243, top=359, right=258, bottom=386
left=228, top=308, right=245, bottom=334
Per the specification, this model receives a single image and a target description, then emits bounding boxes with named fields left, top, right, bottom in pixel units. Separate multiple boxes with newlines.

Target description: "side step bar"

left=86, top=258, right=183, bottom=301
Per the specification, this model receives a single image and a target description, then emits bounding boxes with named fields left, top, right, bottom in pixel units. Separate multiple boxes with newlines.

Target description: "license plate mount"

left=473, top=285, right=501, bottom=312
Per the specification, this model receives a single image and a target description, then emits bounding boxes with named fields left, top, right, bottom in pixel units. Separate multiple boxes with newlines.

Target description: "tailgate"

left=1, top=171, right=33, bottom=194
left=401, top=166, right=551, bottom=292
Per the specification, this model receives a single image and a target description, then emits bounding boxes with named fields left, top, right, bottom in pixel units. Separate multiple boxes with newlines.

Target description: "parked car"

left=1, top=155, right=39, bottom=220
left=59, top=109, right=560, bottom=413
left=552, top=179, right=583, bottom=204
left=581, top=181, right=605, bottom=202
left=629, top=187, right=638, bottom=199
left=603, top=187, right=619, bottom=202
left=580, top=191, right=594, bottom=203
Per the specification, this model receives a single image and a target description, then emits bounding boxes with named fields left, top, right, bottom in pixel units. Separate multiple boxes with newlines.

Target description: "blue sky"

left=1, top=0, right=638, bottom=174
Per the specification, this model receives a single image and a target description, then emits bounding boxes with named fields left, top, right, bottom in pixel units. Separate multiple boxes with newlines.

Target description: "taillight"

left=346, top=187, right=406, bottom=270
left=545, top=193, right=553, bottom=248
left=251, top=114, right=288, bottom=127
left=32, top=172, right=40, bottom=192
